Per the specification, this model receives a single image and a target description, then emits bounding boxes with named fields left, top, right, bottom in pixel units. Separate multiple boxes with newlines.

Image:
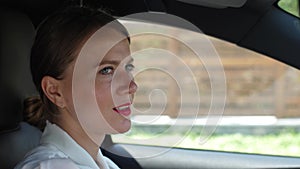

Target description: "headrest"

left=0, top=7, right=37, bottom=132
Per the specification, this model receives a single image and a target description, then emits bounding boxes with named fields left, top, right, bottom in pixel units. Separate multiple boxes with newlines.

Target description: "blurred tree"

left=278, top=0, right=300, bottom=17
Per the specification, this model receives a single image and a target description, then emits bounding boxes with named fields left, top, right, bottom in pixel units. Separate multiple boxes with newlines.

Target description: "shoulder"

left=16, top=158, right=80, bottom=169
left=14, top=144, right=78, bottom=169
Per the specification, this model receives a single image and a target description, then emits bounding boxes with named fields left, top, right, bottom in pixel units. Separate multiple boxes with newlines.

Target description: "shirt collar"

left=40, top=121, right=108, bottom=169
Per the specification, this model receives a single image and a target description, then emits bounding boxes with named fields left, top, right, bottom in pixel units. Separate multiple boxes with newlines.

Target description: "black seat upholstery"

left=0, top=7, right=42, bottom=169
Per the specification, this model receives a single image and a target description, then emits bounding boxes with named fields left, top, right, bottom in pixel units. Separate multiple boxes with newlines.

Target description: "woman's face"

left=61, top=28, right=137, bottom=135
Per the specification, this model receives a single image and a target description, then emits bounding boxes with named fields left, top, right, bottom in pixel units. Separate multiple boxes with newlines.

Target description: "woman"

left=15, top=6, right=137, bottom=169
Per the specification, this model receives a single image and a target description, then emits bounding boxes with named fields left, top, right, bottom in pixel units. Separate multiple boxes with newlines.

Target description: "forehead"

left=78, top=27, right=130, bottom=65
left=88, top=27, right=128, bottom=49
left=102, top=38, right=130, bottom=62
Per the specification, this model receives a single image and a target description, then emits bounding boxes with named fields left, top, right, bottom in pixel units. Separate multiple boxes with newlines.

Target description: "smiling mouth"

left=113, top=103, right=131, bottom=116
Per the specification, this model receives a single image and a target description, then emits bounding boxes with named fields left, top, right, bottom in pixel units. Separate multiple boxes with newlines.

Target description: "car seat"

left=0, top=7, right=42, bottom=169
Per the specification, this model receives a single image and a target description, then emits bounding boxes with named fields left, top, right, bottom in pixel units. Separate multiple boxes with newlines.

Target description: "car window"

left=278, top=0, right=300, bottom=18
left=111, top=20, right=300, bottom=157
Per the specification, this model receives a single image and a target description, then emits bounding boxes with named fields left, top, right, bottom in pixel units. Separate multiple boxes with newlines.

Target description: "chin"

left=113, top=120, right=131, bottom=133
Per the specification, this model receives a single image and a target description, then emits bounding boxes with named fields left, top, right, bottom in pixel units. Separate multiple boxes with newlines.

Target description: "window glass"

left=112, top=20, right=300, bottom=157
left=278, top=0, right=300, bottom=18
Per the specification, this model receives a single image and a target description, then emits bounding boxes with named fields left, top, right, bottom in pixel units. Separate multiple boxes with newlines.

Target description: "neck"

left=54, top=113, right=105, bottom=161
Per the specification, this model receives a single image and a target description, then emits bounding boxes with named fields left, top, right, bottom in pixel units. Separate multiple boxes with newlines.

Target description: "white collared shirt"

left=14, top=122, right=120, bottom=169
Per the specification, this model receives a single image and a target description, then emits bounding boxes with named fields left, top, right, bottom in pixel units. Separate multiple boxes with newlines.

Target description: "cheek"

left=62, top=81, right=76, bottom=116
left=95, top=80, right=113, bottom=111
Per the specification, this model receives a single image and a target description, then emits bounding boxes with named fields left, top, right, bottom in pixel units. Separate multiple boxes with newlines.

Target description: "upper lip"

left=113, top=103, right=131, bottom=111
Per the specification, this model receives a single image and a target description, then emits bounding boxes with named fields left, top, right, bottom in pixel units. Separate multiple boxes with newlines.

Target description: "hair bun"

left=23, top=96, right=47, bottom=131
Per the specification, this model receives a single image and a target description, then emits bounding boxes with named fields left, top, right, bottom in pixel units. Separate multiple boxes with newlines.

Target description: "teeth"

left=117, top=105, right=129, bottom=111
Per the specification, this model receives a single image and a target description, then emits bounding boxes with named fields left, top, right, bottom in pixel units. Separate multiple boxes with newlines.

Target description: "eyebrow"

left=100, top=60, right=119, bottom=65
left=99, top=58, right=134, bottom=65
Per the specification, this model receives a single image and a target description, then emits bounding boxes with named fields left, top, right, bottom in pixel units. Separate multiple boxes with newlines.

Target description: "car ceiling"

left=1, top=0, right=276, bottom=40
left=2, top=0, right=299, bottom=69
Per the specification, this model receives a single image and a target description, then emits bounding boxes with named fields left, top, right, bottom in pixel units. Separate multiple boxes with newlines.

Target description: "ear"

left=41, top=76, right=65, bottom=108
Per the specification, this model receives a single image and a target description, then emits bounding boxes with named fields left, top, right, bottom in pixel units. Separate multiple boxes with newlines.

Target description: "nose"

left=117, top=79, right=138, bottom=95
left=115, top=69, right=138, bottom=96
left=129, top=80, right=138, bottom=94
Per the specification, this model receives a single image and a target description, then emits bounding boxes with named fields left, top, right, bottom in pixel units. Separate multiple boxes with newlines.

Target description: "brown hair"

left=23, top=6, right=129, bottom=130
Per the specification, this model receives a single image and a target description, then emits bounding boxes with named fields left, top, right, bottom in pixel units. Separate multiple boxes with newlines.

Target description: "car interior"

left=1, top=0, right=300, bottom=169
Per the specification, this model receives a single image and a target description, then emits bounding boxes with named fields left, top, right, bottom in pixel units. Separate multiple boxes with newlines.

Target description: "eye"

left=125, top=64, right=135, bottom=72
left=99, top=66, right=114, bottom=75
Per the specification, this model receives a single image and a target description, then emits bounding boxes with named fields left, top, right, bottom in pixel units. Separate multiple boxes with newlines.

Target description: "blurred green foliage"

left=178, top=130, right=300, bottom=157
left=116, top=128, right=300, bottom=157
left=278, top=0, right=299, bottom=17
